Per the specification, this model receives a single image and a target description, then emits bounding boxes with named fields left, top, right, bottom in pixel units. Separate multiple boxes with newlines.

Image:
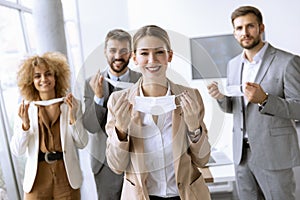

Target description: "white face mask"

left=134, top=95, right=176, bottom=115
left=224, top=85, right=244, bottom=97
left=33, top=97, right=65, bottom=106
left=104, top=77, right=134, bottom=89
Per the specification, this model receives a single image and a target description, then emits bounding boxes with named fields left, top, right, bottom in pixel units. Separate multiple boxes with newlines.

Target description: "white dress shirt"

left=242, top=42, right=268, bottom=138
left=139, top=84, right=179, bottom=197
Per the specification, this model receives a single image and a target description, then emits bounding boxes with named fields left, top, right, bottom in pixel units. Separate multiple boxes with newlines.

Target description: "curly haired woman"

left=10, top=52, right=88, bottom=199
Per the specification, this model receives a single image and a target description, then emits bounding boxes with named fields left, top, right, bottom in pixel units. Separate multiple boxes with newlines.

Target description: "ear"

left=168, top=50, right=173, bottom=62
left=259, top=23, right=265, bottom=35
left=132, top=52, right=138, bottom=65
left=104, top=49, right=107, bottom=57
left=233, top=30, right=239, bottom=40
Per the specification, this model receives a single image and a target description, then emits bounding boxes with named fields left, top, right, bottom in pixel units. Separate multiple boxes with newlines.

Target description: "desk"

left=200, top=164, right=236, bottom=193
left=200, top=164, right=235, bottom=183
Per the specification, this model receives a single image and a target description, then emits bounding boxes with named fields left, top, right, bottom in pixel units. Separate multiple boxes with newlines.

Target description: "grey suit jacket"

left=83, top=68, right=141, bottom=174
left=218, top=44, right=300, bottom=170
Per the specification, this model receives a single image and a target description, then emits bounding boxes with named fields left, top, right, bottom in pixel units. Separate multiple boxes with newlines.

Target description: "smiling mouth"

left=146, top=65, right=161, bottom=72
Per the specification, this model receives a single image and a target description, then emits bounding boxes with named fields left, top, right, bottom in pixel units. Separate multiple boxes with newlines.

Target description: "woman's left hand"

left=179, top=91, right=201, bottom=132
left=65, top=93, right=78, bottom=124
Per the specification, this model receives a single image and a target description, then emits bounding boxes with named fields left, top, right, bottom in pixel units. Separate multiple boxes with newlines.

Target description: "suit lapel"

left=254, top=45, right=276, bottom=84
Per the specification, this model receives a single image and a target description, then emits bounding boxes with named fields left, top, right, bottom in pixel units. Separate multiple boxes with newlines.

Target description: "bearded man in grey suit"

left=207, top=6, right=300, bottom=200
left=83, top=29, right=141, bottom=200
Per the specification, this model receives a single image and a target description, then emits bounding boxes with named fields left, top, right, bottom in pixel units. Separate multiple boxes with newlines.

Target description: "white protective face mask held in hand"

left=134, top=95, right=177, bottom=115
left=224, top=85, right=244, bottom=97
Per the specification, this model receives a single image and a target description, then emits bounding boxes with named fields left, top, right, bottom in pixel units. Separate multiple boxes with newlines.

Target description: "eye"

left=34, top=74, right=41, bottom=79
left=119, top=49, right=130, bottom=55
left=140, top=51, right=149, bottom=56
left=156, top=50, right=166, bottom=55
left=45, top=71, right=53, bottom=77
left=109, top=49, right=117, bottom=54
left=235, top=26, right=242, bottom=31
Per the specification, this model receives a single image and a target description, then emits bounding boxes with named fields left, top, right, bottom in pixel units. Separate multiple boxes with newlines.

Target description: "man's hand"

left=89, top=70, right=104, bottom=98
left=207, top=81, right=225, bottom=100
left=244, top=82, right=268, bottom=104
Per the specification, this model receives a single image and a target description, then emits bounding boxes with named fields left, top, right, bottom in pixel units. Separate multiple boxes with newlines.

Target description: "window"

left=0, top=0, right=83, bottom=199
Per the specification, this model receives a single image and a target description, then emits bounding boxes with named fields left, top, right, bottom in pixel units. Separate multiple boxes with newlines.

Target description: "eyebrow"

left=136, top=47, right=166, bottom=51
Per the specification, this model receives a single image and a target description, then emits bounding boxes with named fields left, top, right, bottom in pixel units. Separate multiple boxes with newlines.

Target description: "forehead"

left=33, top=64, right=50, bottom=73
left=233, top=13, right=258, bottom=26
left=136, top=36, right=166, bottom=49
left=106, top=39, right=130, bottom=49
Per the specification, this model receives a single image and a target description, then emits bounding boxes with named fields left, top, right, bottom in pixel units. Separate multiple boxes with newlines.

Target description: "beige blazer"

left=106, top=78, right=211, bottom=200
left=10, top=99, right=88, bottom=193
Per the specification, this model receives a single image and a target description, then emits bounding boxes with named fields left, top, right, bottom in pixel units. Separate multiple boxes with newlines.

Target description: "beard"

left=240, top=35, right=261, bottom=50
left=109, top=58, right=130, bottom=74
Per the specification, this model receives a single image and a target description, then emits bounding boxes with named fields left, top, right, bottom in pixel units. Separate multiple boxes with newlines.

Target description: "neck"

left=39, top=91, right=56, bottom=100
left=109, top=67, right=128, bottom=77
left=141, top=79, right=168, bottom=97
left=244, top=41, right=265, bottom=62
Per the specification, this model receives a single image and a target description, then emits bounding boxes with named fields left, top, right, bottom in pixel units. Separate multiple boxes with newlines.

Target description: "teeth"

left=147, top=65, right=160, bottom=71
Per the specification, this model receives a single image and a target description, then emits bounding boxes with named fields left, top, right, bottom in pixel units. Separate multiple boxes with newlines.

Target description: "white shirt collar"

left=242, top=42, right=269, bottom=64
left=107, top=68, right=130, bottom=81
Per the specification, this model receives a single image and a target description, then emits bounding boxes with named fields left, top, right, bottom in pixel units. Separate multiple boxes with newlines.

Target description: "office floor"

left=211, top=123, right=300, bottom=200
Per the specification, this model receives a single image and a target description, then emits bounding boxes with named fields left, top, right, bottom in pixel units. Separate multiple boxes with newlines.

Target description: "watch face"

left=194, top=128, right=201, bottom=136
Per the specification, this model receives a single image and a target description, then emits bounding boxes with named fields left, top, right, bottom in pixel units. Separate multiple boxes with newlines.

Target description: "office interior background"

left=0, top=0, right=300, bottom=199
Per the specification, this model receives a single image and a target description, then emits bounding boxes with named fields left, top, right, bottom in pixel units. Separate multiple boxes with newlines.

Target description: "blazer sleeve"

left=260, top=55, right=300, bottom=120
left=82, top=78, right=107, bottom=133
left=69, top=100, right=89, bottom=149
left=105, top=91, right=130, bottom=174
left=10, top=103, right=38, bottom=156
left=188, top=89, right=211, bottom=167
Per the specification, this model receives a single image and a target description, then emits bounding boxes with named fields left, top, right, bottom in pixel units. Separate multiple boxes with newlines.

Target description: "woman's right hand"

left=18, top=100, right=30, bottom=130
left=114, top=92, right=132, bottom=140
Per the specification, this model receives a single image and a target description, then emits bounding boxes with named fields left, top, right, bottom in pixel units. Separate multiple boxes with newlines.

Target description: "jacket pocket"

left=270, top=126, right=294, bottom=136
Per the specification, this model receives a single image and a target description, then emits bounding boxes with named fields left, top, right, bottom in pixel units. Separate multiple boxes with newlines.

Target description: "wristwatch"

left=189, top=128, right=202, bottom=138
left=258, top=93, right=268, bottom=107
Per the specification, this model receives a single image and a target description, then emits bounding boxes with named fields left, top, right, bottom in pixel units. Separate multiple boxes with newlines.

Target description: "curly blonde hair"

left=17, top=52, right=70, bottom=101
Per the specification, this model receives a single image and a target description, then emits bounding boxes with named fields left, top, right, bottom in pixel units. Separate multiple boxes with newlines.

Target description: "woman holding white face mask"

left=106, top=25, right=211, bottom=200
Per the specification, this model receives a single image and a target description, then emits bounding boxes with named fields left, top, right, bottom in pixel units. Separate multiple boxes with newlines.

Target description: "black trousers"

left=149, top=195, right=180, bottom=200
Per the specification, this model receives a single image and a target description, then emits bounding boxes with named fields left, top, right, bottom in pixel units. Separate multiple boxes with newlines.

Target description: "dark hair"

left=132, top=25, right=171, bottom=52
left=104, top=29, right=132, bottom=51
left=231, top=6, right=263, bottom=25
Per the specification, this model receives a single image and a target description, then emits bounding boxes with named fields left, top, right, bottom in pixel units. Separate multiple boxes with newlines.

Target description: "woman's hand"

left=114, top=92, right=132, bottom=140
left=179, top=91, right=201, bottom=132
left=18, top=100, right=30, bottom=130
left=65, top=93, right=78, bottom=125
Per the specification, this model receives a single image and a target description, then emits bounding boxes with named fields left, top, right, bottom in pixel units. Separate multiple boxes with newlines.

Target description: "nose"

left=241, top=26, right=249, bottom=36
left=114, top=51, right=122, bottom=59
left=148, top=52, right=157, bottom=63
left=40, top=74, right=47, bottom=81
